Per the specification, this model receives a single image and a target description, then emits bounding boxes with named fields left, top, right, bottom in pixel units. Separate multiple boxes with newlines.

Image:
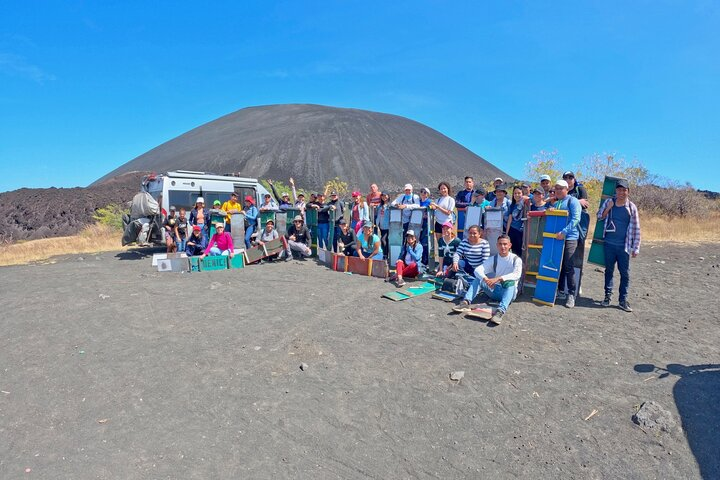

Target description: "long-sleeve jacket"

left=552, top=196, right=581, bottom=241
left=399, top=242, right=425, bottom=273
left=598, top=198, right=641, bottom=255
left=204, top=232, right=234, bottom=254
left=185, top=233, right=208, bottom=256
left=287, top=224, right=311, bottom=246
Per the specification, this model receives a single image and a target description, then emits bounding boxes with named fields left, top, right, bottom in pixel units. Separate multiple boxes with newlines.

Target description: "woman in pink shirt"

left=200, top=223, right=235, bottom=259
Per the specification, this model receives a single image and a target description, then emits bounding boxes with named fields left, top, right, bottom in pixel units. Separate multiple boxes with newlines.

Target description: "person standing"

left=307, top=193, right=330, bottom=250
left=485, top=177, right=504, bottom=202
left=243, top=195, right=259, bottom=248
left=597, top=179, right=641, bottom=312
left=366, top=183, right=382, bottom=207
left=550, top=179, right=582, bottom=308
left=455, top=177, right=475, bottom=209
left=431, top=182, right=456, bottom=243
left=375, top=192, right=391, bottom=259
left=506, top=186, right=525, bottom=256
left=327, top=191, right=345, bottom=251
left=391, top=184, right=420, bottom=233
left=221, top=192, right=243, bottom=233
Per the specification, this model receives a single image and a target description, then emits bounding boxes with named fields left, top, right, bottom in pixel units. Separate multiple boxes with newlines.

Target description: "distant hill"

left=96, top=104, right=510, bottom=191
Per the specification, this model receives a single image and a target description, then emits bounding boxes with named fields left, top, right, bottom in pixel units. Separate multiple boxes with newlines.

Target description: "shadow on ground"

left=635, top=363, right=720, bottom=479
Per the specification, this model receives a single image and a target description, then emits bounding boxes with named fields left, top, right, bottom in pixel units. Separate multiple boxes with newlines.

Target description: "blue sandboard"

left=456, top=207, right=466, bottom=239
left=533, top=210, right=568, bottom=306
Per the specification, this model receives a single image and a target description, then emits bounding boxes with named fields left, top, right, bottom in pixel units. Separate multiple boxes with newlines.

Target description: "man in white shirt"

left=455, top=234, right=523, bottom=324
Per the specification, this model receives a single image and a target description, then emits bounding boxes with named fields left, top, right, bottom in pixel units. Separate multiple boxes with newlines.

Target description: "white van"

left=142, top=170, right=271, bottom=215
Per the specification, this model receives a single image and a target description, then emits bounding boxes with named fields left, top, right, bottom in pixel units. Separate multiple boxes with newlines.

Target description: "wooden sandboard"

left=533, top=210, right=568, bottom=306
left=456, top=207, right=467, bottom=239
left=244, top=237, right=287, bottom=264
left=432, top=291, right=457, bottom=302
left=382, top=281, right=438, bottom=301
left=200, top=255, right=228, bottom=271
left=157, top=257, right=190, bottom=272
left=230, top=213, right=246, bottom=247
left=464, top=206, right=483, bottom=231
left=464, top=303, right=495, bottom=320
left=588, top=176, right=626, bottom=266
left=388, top=208, right=404, bottom=264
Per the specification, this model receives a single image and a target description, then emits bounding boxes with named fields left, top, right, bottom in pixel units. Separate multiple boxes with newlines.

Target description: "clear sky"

left=1, top=1, right=718, bottom=193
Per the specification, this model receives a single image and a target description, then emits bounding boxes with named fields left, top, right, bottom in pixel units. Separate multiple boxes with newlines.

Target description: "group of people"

left=161, top=172, right=641, bottom=320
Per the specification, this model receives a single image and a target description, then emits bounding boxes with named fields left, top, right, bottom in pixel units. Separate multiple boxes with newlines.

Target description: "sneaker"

left=452, top=300, right=471, bottom=313
left=565, top=294, right=575, bottom=309
left=489, top=310, right=504, bottom=325
left=396, top=278, right=406, bottom=287
left=619, top=301, right=633, bottom=312
left=601, top=295, right=611, bottom=307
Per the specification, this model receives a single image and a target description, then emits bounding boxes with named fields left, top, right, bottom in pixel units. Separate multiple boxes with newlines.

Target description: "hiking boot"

left=565, top=294, right=575, bottom=309
left=489, top=310, right=504, bottom=325
left=601, top=295, right=611, bottom=307
left=619, top=300, right=633, bottom=312
left=452, top=300, right=471, bottom=313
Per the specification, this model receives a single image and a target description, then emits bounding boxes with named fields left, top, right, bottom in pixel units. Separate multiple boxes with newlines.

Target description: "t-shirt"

left=604, top=204, right=631, bottom=246
left=176, top=217, right=188, bottom=237
left=359, top=233, right=382, bottom=255
left=434, top=196, right=456, bottom=225
left=438, top=236, right=460, bottom=266
left=366, top=191, right=382, bottom=206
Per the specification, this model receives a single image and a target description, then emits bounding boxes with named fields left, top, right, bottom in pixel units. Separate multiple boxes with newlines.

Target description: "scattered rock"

left=632, top=401, right=676, bottom=432
left=77, top=257, right=84, bottom=262
left=450, top=371, right=465, bottom=381
left=300, top=363, right=308, bottom=371
left=99, top=294, right=110, bottom=300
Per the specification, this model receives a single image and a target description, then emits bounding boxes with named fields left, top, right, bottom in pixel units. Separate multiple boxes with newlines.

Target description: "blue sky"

left=1, top=0, right=718, bottom=192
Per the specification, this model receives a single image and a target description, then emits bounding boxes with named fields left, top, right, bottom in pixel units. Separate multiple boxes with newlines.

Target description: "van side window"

left=235, top=187, right=256, bottom=204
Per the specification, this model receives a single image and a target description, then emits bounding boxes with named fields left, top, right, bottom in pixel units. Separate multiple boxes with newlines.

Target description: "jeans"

left=558, top=240, right=578, bottom=296
left=379, top=229, right=389, bottom=259
left=464, top=278, right=518, bottom=313
left=604, top=242, right=630, bottom=302
left=317, top=223, right=329, bottom=250
left=244, top=224, right=255, bottom=248
left=209, top=247, right=231, bottom=256
left=177, top=239, right=187, bottom=252
left=357, top=251, right=383, bottom=260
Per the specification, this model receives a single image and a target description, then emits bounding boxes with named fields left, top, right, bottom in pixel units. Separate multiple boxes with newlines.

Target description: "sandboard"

left=208, top=210, right=226, bottom=237
left=533, top=210, right=569, bottom=306
left=157, top=257, right=190, bottom=272
left=151, top=252, right=187, bottom=266
left=464, top=303, right=495, bottom=320
left=588, top=176, right=626, bottom=266
left=483, top=207, right=504, bottom=256
left=229, top=253, right=245, bottom=269
left=244, top=237, right=287, bottom=264
left=200, top=255, right=228, bottom=271
left=456, top=207, right=467, bottom=239
left=432, top=290, right=457, bottom=302
left=382, top=281, right=438, bottom=301
left=305, top=208, right=318, bottom=255
left=464, top=206, right=483, bottom=232
left=230, top=212, right=246, bottom=247
left=275, top=211, right=288, bottom=236
left=388, top=208, right=404, bottom=265
left=259, top=211, right=275, bottom=228
left=521, top=211, right=546, bottom=294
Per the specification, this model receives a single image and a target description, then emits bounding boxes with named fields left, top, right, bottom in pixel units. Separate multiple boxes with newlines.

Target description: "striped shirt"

left=452, top=238, right=491, bottom=269
left=598, top=198, right=641, bottom=255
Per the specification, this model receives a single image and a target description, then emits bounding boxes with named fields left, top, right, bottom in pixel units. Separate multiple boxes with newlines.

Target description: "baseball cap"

left=352, top=191, right=361, bottom=197
left=363, top=222, right=374, bottom=229
left=539, top=174, right=551, bottom=182
left=555, top=179, right=569, bottom=189
left=404, top=183, right=413, bottom=191
left=441, top=221, right=454, bottom=229
left=406, top=230, right=416, bottom=237
left=330, top=191, right=338, bottom=196
left=266, top=219, right=274, bottom=225
left=281, top=192, right=289, bottom=198
left=192, top=225, right=201, bottom=231
left=474, top=187, right=486, bottom=195
left=215, top=222, right=224, bottom=228
left=420, top=187, right=430, bottom=194
left=562, top=171, right=575, bottom=178
left=293, top=215, right=304, bottom=222
left=213, top=200, right=221, bottom=206
left=169, top=205, right=176, bottom=211
left=495, top=184, right=508, bottom=193
left=615, top=179, right=629, bottom=189
left=493, top=177, right=504, bottom=183
left=338, top=218, right=347, bottom=225
left=532, top=187, right=544, bottom=194
left=196, top=197, right=204, bottom=204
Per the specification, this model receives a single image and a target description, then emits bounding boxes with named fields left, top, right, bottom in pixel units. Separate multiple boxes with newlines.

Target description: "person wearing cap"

left=358, top=221, right=383, bottom=260
left=455, top=176, right=475, bottom=209
left=521, top=183, right=531, bottom=198
left=285, top=214, right=312, bottom=260
left=288, top=178, right=306, bottom=215
left=210, top=200, right=225, bottom=228
left=259, top=193, right=279, bottom=212
left=350, top=191, right=369, bottom=233
left=471, top=187, right=490, bottom=210
left=391, top=184, right=420, bottom=232
left=485, top=177, right=505, bottom=202
left=562, top=171, right=590, bottom=209
left=163, top=206, right=179, bottom=253
left=436, top=221, right=461, bottom=276
left=267, top=179, right=292, bottom=211
left=455, top=234, right=523, bottom=325
left=335, top=219, right=358, bottom=257
left=452, top=224, right=490, bottom=276
left=243, top=195, right=259, bottom=248
left=366, top=183, right=382, bottom=207
left=221, top=192, right=243, bottom=233
left=505, top=185, right=526, bottom=256
left=201, top=223, right=235, bottom=259
left=375, top=192, right=392, bottom=259
left=185, top=225, right=208, bottom=257
left=175, top=208, right=190, bottom=252
left=189, top=197, right=209, bottom=236
left=548, top=178, right=582, bottom=308
left=393, top=230, right=425, bottom=287
left=539, top=174, right=552, bottom=199
left=326, top=191, right=346, bottom=251
left=253, top=219, right=283, bottom=261
left=597, top=179, right=641, bottom=312
left=530, top=187, right=547, bottom=211
left=307, top=193, right=330, bottom=249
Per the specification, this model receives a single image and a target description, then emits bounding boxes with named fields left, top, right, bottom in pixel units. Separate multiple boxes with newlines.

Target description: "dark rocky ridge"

left=96, top=104, right=509, bottom=191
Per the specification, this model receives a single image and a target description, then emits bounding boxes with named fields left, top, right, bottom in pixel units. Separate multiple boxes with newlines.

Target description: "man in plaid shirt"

left=597, top=179, right=641, bottom=312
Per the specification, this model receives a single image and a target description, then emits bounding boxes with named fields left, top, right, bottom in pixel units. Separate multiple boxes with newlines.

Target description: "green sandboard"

left=201, top=255, right=228, bottom=271
left=382, top=281, right=438, bottom=301
left=588, top=176, right=626, bottom=266
left=229, top=254, right=245, bottom=269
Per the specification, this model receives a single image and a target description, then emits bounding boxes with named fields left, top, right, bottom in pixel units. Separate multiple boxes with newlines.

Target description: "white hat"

left=539, top=174, right=551, bottom=182
left=404, top=183, right=413, bottom=191
left=493, top=177, right=504, bottom=183
left=405, top=230, right=416, bottom=237
left=555, top=179, right=569, bottom=189
left=420, top=187, right=430, bottom=194
left=196, top=197, right=205, bottom=204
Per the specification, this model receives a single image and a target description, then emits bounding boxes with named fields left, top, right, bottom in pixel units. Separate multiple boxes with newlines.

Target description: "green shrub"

left=93, top=204, right=126, bottom=231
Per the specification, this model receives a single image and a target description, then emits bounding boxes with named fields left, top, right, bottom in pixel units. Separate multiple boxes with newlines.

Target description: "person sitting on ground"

left=175, top=208, right=190, bottom=252
left=454, top=234, right=523, bottom=325
left=391, top=184, right=420, bottom=232
left=200, top=223, right=235, bottom=259
left=597, top=178, right=641, bottom=312
left=255, top=219, right=282, bottom=261
left=185, top=225, right=208, bottom=257
left=259, top=193, right=279, bottom=212
left=350, top=191, right=369, bottom=232
left=336, top=219, right=358, bottom=256
left=436, top=222, right=461, bottom=276
left=243, top=195, right=259, bottom=248
left=451, top=225, right=490, bottom=276
left=357, top=222, right=383, bottom=260
left=366, top=183, right=382, bottom=207
left=506, top=185, right=525, bottom=256
left=189, top=197, right=210, bottom=236
left=163, top=206, right=179, bottom=253
left=221, top=192, right=243, bottom=233
left=285, top=215, right=312, bottom=260
left=530, top=187, right=547, bottom=211
left=375, top=192, right=391, bottom=258
left=393, top=230, right=425, bottom=287
left=430, top=182, right=455, bottom=244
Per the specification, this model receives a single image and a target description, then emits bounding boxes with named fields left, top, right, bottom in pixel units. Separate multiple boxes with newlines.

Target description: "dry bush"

left=640, top=213, right=720, bottom=243
left=0, top=224, right=125, bottom=266
left=632, top=184, right=719, bottom=217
